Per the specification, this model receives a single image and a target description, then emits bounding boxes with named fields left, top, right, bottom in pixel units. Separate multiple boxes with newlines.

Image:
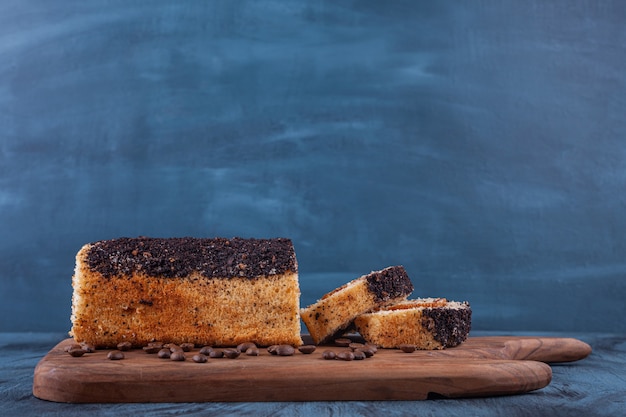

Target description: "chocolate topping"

left=365, top=266, right=413, bottom=302
left=421, top=302, right=472, bottom=348
left=85, top=237, right=297, bottom=279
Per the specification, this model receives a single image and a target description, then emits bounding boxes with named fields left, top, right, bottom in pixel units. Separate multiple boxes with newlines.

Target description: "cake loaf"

left=300, top=266, right=414, bottom=344
left=70, top=237, right=302, bottom=348
left=353, top=298, right=471, bottom=349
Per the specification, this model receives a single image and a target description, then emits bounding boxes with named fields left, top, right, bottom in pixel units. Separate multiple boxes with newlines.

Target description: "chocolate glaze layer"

left=85, top=237, right=297, bottom=279
left=421, top=303, right=472, bottom=347
left=365, top=266, right=413, bottom=302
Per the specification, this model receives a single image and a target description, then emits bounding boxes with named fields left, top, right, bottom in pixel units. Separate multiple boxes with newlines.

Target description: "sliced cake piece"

left=70, top=237, right=302, bottom=348
left=354, top=298, right=471, bottom=349
left=300, top=266, right=414, bottom=344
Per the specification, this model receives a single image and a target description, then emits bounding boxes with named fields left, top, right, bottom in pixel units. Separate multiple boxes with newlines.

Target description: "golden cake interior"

left=354, top=298, right=471, bottom=349
left=300, top=266, right=414, bottom=344
left=300, top=278, right=379, bottom=344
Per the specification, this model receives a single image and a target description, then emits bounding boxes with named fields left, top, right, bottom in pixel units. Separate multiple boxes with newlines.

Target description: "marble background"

left=1, top=1, right=625, bottom=333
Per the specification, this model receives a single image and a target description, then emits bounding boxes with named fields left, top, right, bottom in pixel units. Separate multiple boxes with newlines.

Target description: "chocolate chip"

left=199, top=346, right=214, bottom=355
left=349, top=343, right=365, bottom=351
left=334, top=338, right=352, bottom=347
left=352, top=350, right=366, bottom=360
left=322, top=350, right=336, bottom=360
left=275, top=345, right=295, bottom=356
left=144, top=342, right=164, bottom=353
left=223, top=349, right=241, bottom=359
left=336, top=351, right=355, bottom=361
left=361, top=346, right=376, bottom=357
left=245, top=347, right=260, bottom=356
left=180, top=343, right=195, bottom=352
left=170, top=351, right=186, bottom=361
left=143, top=345, right=161, bottom=354
left=157, top=349, right=171, bottom=359
left=267, top=345, right=279, bottom=355
left=117, top=342, right=132, bottom=351
left=65, top=343, right=82, bottom=352
left=68, top=348, right=85, bottom=357
left=298, top=345, right=316, bottom=354
left=192, top=354, right=208, bottom=363
left=107, top=351, right=125, bottom=360
left=399, top=344, right=416, bottom=353
left=237, top=342, right=257, bottom=353
left=209, top=349, right=224, bottom=358
left=80, top=342, right=96, bottom=353
left=167, top=344, right=183, bottom=353
left=365, top=343, right=378, bottom=353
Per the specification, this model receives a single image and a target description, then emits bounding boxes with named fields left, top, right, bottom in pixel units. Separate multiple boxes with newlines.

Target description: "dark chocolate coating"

left=421, top=302, right=472, bottom=347
left=85, top=237, right=297, bottom=279
left=365, top=266, right=414, bottom=302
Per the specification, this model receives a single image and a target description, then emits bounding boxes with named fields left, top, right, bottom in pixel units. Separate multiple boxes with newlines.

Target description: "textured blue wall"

left=1, top=1, right=625, bottom=332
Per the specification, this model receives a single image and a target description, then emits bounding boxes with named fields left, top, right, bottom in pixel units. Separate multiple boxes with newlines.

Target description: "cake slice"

left=300, top=266, right=414, bottom=344
left=70, top=237, right=302, bottom=348
left=353, top=298, right=471, bottom=349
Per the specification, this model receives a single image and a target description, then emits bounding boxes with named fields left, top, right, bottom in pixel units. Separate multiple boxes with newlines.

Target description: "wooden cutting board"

left=32, top=335, right=591, bottom=403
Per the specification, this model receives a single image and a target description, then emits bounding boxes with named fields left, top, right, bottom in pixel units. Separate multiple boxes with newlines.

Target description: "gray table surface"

left=2, top=332, right=624, bottom=416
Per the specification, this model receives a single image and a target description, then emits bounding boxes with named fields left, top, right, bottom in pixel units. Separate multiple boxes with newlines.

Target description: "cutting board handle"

left=499, top=336, right=592, bottom=363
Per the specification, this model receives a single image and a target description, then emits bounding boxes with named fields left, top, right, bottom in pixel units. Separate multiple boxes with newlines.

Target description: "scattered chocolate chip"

left=167, top=344, right=183, bottom=353
left=349, top=343, right=365, bottom=351
left=170, top=351, right=186, bottom=361
left=117, top=342, right=132, bottom=351
left=336, top=351, right=355, bottom=361
left=68, top=348, right=85, bottom=357
left=180, top=343, right=195, bottom=352
left=267, top=345, right=279, bottom=355
left=245, top=347, right=260, bottom=356
left=158, top=349, right=171, bottom=359
left=334, top=338, right=352, bottom=347
left=322, top=350, right=336, bottom=360
left=352, top=350, right=366, bottom=360
left=80, top=343, right=96, bottom=353
left=107, top=351, right=125, bottom=360
left=237, top=342, right=257, bottom=353
left=275, top=345, right=295, bottom=356
left=199, top=346, right=214, bottom=355
left=365, top=344, right=378, bottom=354
left=192, top=354, right=208, bottom=363
left=361, top=347, right=376, bottom=357
left=209, top=349, right=224, bottom=358
left=298, top=345, right=316, bottom=354
left=399, top=344, right=416, bottom=353
left=65, top=343, right=82, bottom=352
left=143, top=345, right=161, bottom=354
left=223, top=349, right=241, bottom=359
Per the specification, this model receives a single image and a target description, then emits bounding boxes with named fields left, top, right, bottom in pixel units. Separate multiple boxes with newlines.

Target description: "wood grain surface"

left=32, top=336, right=590, bottom=403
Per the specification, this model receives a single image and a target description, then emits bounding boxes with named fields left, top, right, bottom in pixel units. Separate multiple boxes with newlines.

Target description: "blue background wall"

left=1, top=1, right=625, bottom=333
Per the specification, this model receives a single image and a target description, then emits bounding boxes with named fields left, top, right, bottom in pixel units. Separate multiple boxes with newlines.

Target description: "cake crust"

left=70, top=237, right=302, bottom=348
left=85, top=236, right=296, bottom=279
